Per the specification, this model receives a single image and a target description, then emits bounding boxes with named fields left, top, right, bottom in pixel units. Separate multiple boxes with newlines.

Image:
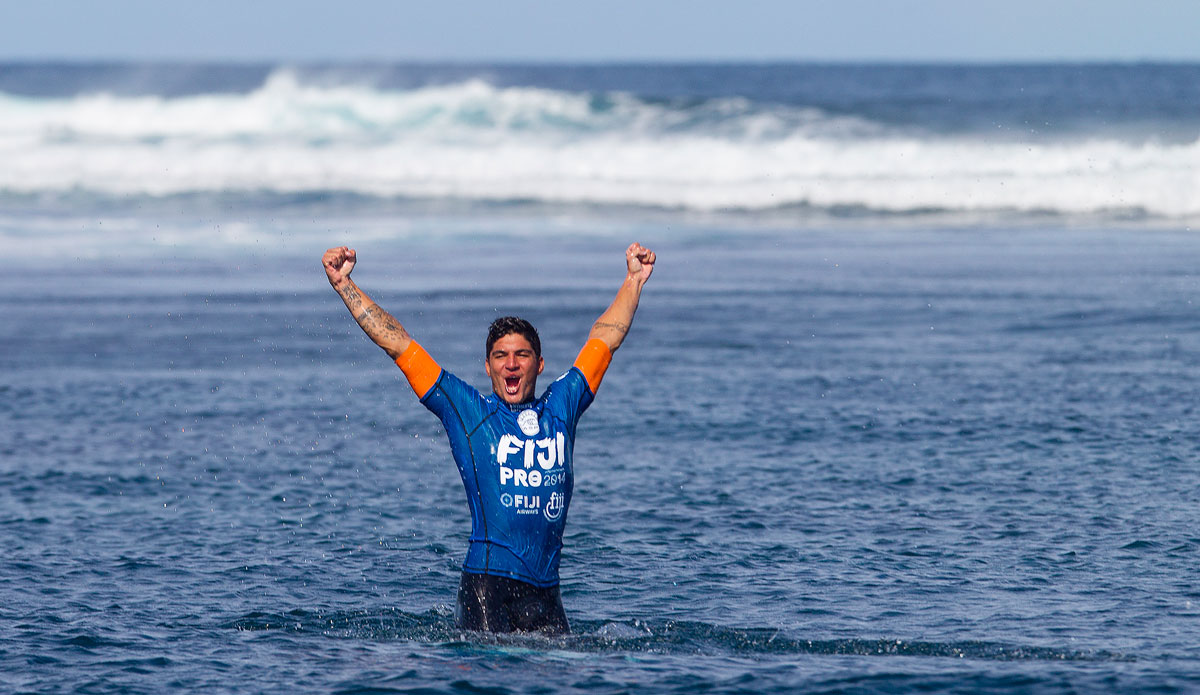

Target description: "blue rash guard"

left=395, top=339, right=611, bottom=588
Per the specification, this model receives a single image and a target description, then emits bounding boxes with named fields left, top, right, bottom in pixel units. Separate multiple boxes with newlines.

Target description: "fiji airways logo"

left=500, top=493, right=541, bottom=515
left=543, top=492, right=564, bottom=521
left=499, top=490, right=564, bottom=521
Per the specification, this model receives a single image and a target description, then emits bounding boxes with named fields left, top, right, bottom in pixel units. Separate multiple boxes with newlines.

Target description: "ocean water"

left=3, top=63, right=1200, bottom=694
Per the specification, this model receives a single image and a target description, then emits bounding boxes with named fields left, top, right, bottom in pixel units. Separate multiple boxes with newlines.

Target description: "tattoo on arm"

left=339, top=284, right=362, bottom=305
left=593, top=320, right=630, bottom=335
left=355, top=304, right=412, bottom=342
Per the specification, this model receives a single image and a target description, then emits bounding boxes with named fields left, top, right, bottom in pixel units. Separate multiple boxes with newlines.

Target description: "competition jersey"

left=395, top=339, right=612, bottom=587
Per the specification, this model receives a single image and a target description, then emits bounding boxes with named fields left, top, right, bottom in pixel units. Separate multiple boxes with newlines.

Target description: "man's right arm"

left=323, top=246, right=413, bottom=360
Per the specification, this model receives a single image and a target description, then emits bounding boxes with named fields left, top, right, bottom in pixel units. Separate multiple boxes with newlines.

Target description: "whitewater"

left=1, top=67, right=1198, bottom=221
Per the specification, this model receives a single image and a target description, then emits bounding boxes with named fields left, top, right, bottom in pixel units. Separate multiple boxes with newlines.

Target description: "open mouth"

left=504, top=376, right=521, bottom=395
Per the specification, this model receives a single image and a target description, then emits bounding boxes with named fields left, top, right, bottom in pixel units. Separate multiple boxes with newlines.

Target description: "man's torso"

left=420, top=367, right=593, bottom=586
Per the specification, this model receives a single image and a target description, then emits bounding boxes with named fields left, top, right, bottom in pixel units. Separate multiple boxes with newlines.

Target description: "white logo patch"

left=543, top=492, right=564, bottom=522
left=517, top=409, right=540, bottom=436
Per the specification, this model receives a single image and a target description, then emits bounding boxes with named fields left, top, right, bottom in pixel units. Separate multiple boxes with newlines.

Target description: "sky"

left=1, top=0, right=1198, bottom=63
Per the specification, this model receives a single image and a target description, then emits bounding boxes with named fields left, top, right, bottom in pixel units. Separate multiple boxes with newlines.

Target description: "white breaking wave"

left=1, top=71, right=1198, bottom=219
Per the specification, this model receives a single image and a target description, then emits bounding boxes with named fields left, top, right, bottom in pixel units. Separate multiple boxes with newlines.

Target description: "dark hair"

left=486, top=316, right=541, bottom=358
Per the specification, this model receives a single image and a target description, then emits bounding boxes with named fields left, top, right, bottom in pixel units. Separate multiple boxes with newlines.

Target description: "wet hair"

left=486, top=316, right=541, bottom=358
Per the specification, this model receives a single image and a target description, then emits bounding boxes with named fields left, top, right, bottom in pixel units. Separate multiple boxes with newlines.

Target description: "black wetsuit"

left=456, top=573, right=570, bottom=633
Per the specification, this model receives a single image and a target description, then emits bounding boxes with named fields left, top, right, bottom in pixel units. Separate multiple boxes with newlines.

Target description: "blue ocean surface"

left=2, top=63, right=1200, bottom=694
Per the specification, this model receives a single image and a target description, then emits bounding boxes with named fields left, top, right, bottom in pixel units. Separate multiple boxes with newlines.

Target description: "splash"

left=227, top=609, right=1133, bottom=662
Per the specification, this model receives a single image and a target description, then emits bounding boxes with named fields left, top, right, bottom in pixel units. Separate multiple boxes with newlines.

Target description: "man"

left=322, top=242, right=656, bottom=634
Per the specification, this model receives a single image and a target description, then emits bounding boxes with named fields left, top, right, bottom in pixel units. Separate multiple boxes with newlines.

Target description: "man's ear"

left=537, top=356, right=545, bottom=375
left=484, top=359, right=493, bottom=378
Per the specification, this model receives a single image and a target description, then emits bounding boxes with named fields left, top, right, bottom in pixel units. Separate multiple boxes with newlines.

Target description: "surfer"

left=322, top=242, right=656, bottom=634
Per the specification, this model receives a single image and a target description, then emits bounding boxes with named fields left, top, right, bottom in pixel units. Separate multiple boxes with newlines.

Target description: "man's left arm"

left=574, top=242, right=656, bottom=393
left=588, top=242, right=655, bottom=352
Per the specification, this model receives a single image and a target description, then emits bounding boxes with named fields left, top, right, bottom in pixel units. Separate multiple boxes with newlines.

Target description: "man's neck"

left=499, top=396, right=535, bottom=412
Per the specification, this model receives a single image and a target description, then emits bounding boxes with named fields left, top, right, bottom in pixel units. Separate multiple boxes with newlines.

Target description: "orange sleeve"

left=394, top=341, right=442, bottom=399
left=573, top=338, right=613, bottom=394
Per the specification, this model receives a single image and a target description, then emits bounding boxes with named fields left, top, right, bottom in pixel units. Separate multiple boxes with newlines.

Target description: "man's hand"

left=626, top=242, right=656, bottom=284
left=323, top=246, right=356, bottom=288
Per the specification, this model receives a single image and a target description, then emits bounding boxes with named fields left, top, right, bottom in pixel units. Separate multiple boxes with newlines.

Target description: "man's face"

left=485, top=332, right=545, bottom=404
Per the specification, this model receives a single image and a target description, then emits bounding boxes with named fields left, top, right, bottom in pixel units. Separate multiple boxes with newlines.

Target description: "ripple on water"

left=225, top=609, right=1134, bottom=663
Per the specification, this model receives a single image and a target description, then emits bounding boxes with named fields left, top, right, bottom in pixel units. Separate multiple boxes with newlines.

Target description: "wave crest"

left=2, top=71, right=1198, bottom=220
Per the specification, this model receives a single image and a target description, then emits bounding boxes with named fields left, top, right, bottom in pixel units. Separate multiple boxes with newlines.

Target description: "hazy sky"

left=2, top=0, right=1198, bottom=63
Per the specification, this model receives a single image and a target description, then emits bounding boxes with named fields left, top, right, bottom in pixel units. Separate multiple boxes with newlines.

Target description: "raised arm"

left=588, top=242, right=656, bottom=353
left=323, top=246, right=413, bottom=360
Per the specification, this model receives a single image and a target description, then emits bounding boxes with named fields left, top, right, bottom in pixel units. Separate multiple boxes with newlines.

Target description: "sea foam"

left=1, top=70, right=1197, bottom=220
